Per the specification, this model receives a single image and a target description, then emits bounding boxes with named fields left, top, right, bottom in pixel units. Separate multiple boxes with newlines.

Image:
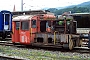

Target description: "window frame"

left=31, top=20, right=36, bottom=28
left=21, top=21, right=29, bottom=30
left=16, top=21, right=20, bottom=30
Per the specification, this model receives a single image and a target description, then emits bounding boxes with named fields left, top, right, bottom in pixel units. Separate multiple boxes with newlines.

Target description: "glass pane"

left=21, top=21, right=29, bottom=30
left=5, top=14, right=10, bottom=25
left=32, top=20, right=36, bottom=28
left=16, top=22, right=20, bottom=30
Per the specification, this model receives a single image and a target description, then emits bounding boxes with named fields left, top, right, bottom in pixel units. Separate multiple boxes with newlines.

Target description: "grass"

left=0, top=45, right=89, bottom=60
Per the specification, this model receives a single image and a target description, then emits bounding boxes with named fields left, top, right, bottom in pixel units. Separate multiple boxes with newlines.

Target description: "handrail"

left=30, top=28, right=32, bottom=36
left=54, top=31, right=58, bottom=45
left=12, top=24, right=14, bottom=34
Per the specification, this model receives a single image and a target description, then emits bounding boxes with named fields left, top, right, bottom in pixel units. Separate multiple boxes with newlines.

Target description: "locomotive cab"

left=12, top=13, right=55, bottom=44
left=12, top=15, right=39, bottom=44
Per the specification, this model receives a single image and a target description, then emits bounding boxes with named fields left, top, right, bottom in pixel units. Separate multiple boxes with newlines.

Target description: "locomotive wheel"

left=69, top=38, right=74, bottom=50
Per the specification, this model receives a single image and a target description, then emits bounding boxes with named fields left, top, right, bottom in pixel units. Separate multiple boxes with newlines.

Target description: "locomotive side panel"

left=34, top=33, right=80, bottom=50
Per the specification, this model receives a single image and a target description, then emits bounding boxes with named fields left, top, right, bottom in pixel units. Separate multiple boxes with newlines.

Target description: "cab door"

left=20, top=21, right=30, bottom=44
left=15, top=22, right=20, bottom=42
left=12, top=21, right=20, bottom=43
left=30, top=19, right=37, bottom=43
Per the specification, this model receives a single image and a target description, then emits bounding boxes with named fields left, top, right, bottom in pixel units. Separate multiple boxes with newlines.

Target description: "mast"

left=13, top=4, right=16, bottom=12
left=21, top=0, right=23, bottom=11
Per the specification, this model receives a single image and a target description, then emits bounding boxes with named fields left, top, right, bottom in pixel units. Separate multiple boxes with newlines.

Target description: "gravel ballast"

left=0, top=45, right=90, bottom=60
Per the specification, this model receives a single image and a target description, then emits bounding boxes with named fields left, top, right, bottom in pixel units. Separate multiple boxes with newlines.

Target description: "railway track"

left=0, top=39, right=90, bottom=54
left=0, top=39, right=90, bottom=60
left=0, top=41, right=14, bottom=46
left=0, top=56, right=26, bottom=60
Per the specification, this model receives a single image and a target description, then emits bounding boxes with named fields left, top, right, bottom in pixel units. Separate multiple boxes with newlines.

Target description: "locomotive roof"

left=12, top=15, right=35, bottom=21
left=12, top=10, right=48, bottom=16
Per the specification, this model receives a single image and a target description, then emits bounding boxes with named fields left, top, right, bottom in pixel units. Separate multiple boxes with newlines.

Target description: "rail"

left=0, top=56, right=26, bottom=60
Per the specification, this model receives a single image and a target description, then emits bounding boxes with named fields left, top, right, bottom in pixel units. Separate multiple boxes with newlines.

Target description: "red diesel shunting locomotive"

left=12, top=10, right=81, bottom=50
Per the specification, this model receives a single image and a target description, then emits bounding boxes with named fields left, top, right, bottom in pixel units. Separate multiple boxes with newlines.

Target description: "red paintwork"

left=20, top=30, right=30, bottom=44
left=12, top=22, right=20, bottom=43
left=43, top=14, right=55, bottom=19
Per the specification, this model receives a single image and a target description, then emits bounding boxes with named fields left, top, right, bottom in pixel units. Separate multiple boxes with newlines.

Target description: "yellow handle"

left=54, top=31, right=58, bottom=45
left=12, top=24, right=14, bottom=34
left=30, top=28, right=32, bottom=36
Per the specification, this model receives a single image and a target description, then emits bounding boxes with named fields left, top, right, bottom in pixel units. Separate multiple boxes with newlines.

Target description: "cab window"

left=21, top=21, right=29, bottom=30
left=16, top=22, right=20, bottom=30
left=31, top=20, right=36, bottom=28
